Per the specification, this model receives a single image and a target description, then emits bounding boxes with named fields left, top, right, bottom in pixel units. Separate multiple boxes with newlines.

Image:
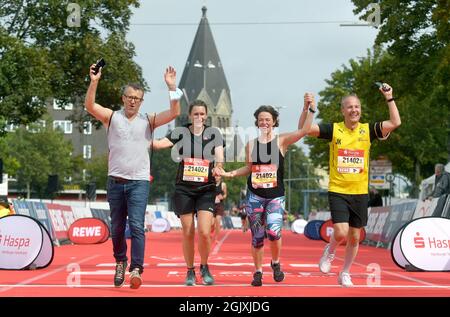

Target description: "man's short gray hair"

left=121, top=83, right=145, bottom=96
left=435, top=163, right=445, bottom=173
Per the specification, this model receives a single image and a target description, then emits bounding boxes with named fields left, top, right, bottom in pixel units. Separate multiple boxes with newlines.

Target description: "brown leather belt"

left=110, top=176, right=130, bottom=184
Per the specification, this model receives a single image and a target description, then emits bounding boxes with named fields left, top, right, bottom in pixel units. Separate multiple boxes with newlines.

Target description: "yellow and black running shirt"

left=318, top=122, right=386, bottom=195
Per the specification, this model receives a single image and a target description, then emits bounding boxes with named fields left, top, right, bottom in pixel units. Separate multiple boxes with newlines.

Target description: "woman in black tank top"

left=220, top=94, right=316, bottom=286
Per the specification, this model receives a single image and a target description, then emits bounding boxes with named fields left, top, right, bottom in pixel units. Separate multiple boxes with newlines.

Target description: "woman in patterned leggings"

left=221, top=94, right=316, bottom=286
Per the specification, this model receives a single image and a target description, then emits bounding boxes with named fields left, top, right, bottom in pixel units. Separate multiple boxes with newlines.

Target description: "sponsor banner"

left=369, top=159, right=392, bottom=190
left=304, top=220, right=324, bottom=240
left=380, top=201, right=417, bottom=245
left=400, top=217, right=450, bottom=271
left=230, top=216, right=243, bottom=229
left=90, top=209, right=111, bottom=230
left=391, top=225, right=410, bottom=269
left=412, top=198, right=438, bottom=219
left=68, top=218, right=110, bottom=244
left=291, top=219, right=307, bottom=234
left=12, top=200, right=37, bottom=218
left=365, top=206, right=391, bottom=242
left=28, top=201, right=57, bottom=244
left=0, top=215, right=53, bottom=270
left=71, top=206, right=93, bottom=219
left=319, top=219, right=366, bottom=243
left=314, top=211, right=331, bottom=221
left=151, top=218, right=171, bottom=233
left=442, top=195, right=450, bottom=219
left=31, top=219, right=54, bottom=269
left=166, top=211, right=181, bottom=228
left=46, top=203, right=76, bottom=241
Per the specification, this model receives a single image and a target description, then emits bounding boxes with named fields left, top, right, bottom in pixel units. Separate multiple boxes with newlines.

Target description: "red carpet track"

left=0, top=230, right=449, bottom=297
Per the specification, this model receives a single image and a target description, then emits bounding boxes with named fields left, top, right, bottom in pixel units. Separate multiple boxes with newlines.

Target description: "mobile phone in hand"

left=375, top=82, right=391, bottom=92
left=93, top=58, right=106, bottom=75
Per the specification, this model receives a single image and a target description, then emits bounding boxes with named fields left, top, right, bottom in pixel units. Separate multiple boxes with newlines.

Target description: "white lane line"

left=335, top=256, right=444, bottom=287
left=211, top=231, right=232, bottom=255
left=0, top=254, right=100, bottom=293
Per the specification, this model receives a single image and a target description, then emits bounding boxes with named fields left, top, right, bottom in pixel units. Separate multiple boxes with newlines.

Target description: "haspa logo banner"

left=68, top=218, right=110, bottom=244
left=151, top=218, right=171, bottom=233
left=390, top=225, right=410, bottom=269
left=400, top=217, right=450, bottom=271
left=0, top=215, right=53, bottom=270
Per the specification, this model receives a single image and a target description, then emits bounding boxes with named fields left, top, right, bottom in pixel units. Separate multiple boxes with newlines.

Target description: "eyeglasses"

left=123, top=95, right=144, bottom=102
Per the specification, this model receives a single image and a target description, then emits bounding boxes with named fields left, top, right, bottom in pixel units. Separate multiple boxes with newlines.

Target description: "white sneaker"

left=319, top=244, right=335, bottom=273
left=129, top=268, right=142, bottom=289
left=338, top=272, right=354, bottom=287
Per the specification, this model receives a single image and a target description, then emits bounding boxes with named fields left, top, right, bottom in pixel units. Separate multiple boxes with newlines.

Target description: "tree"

left=148, top=148, right=178, bottom=204
left=0, top=1, right=147, bottom=132
left=84, top=154, right=108, bottom=190
left=350, top=0, right=450, bottom=194
left=5, top=120, right=73, bottom=198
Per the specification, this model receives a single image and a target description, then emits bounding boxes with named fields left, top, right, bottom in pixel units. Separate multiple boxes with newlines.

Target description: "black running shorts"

left=173, top=185, right=216, bottom=216
left=328, top=192, right=368, bottom=228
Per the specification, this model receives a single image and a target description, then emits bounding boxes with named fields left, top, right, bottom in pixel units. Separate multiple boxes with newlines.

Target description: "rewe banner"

left=0, top=215, right=53, bottom=270
left=396, top=217, right=450, bottom=272
left=68, top=218, right=110, bottom=244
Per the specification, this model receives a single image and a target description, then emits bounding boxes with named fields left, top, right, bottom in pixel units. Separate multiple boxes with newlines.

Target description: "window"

left=53, top=120, right=72, bottom=134
left=83, top=122, right=92, bottom=135
left=26, top=120, right=46, bottom=133
left=64, top=176, right=72, bottom=182
left=82, top=169, right=87, bottom=181
left=83, top=145, right=92, bottom=159
left=5, top=122, right=19, bottom=132
left=53, top=99, right=73, bottom=110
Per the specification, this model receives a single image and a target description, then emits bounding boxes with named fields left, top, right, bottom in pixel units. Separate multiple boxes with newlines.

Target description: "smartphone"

left=93, top=58, right=106, bottom=75
left=375, top=81, right=391, bottom=92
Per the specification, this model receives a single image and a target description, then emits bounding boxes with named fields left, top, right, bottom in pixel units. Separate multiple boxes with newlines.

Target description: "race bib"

left=337, top=149, right=364, bottom=174
left=251, top=164, right=278, bottom=188
left=182, top=158, right=210, bottom=182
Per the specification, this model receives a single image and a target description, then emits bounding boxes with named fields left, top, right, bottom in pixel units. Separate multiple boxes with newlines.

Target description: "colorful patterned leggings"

left=244, top=191, right=285, bottom=248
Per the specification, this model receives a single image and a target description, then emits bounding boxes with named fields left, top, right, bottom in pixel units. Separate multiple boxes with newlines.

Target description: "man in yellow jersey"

left=298, top=83, right=401, bottom=287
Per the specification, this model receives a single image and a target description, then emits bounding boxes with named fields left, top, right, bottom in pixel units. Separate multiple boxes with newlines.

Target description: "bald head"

left=341, top=94, right=361, bottom=109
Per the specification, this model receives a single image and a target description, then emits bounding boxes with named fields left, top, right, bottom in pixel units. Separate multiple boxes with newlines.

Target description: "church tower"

left=177, top=6, right=233, bottom=129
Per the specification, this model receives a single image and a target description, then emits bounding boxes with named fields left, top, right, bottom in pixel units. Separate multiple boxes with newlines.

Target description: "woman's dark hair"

left=188, top=99, right=208, bottom=114
left=253, top=105, right=279, bottom=127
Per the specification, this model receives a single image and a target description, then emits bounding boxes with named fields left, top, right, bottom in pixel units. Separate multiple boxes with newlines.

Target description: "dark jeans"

left=107, top=177, right=150, bottom=274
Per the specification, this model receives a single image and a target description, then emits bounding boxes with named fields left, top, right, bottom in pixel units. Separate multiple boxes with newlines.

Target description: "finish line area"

left=0, top=230, right=449, bottom=297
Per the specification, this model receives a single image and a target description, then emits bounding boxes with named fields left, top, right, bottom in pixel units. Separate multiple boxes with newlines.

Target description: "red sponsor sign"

left=68, top=218, right=110, bottom=244
left=319, top=219, right=366, bottom=244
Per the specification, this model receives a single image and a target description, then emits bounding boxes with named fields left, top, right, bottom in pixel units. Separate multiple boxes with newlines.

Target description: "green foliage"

left=148, top=148, right=178, bottom=203
left=4, top=121, right=73, bottom=198
left=84, top=154, right=108, bottom=190
left=0, top=0, right=146, bottom=132
left=308, top=0, right=449, bottom=196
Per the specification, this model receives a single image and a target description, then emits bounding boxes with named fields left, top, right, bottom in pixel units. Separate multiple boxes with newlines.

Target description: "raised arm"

left=149, top=66, right=182, bottom=130
left=84, top=64, right=113, bottom=127
left=298, top=92, right=320, bottom=137
left=280, top=93, right=316, bottom=151
left=379, top=83, right=401, bottom=137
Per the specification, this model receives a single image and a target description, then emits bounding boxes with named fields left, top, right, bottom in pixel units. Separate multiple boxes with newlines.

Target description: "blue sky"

left=127, top=0, right=378, bottom=152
